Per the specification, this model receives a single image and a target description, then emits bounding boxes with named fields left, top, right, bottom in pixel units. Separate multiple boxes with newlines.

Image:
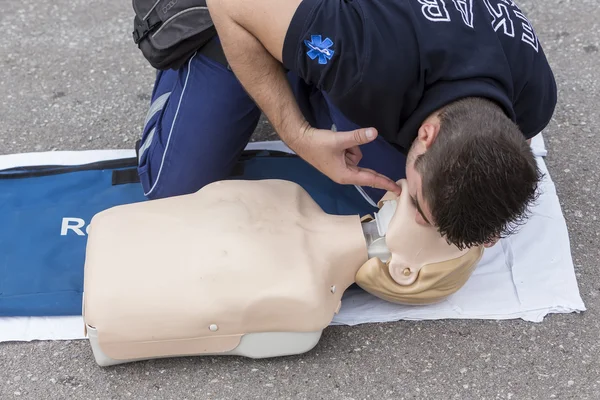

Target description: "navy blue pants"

left=136, top=40, right=407, bottom=203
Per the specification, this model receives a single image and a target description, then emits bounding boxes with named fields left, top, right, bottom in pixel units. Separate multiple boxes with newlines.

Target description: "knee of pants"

left=137, top=142, right=233, bottom=201
left=136, top=55, right=261, bottom=200
left=136, top=109, right=255, bottom=201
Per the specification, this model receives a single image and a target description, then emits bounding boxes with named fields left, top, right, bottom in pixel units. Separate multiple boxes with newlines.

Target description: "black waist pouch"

left=132, top=0, right=225, bottom=70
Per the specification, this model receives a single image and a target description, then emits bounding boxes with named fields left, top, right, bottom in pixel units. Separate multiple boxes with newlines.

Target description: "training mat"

left=0, top=135, right=586, bottom=342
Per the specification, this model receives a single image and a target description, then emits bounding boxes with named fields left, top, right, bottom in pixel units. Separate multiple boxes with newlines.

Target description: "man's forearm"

left=207, top=0, right=404, bottom=194
left=207, top=0, right=310, bottom=149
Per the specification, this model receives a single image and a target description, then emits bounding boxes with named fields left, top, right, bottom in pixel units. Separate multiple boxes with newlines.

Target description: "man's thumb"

left=339, top=128, right=378, bottom=148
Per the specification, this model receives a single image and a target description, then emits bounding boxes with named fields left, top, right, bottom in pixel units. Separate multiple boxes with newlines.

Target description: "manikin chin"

left=82, top=179, right=484, bottom=366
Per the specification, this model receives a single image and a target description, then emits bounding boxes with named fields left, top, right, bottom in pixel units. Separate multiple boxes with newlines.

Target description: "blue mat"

left=0, top=150, right=377, bottom=317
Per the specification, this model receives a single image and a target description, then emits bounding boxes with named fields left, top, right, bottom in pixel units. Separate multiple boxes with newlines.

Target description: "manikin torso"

left=83, top=179, right=483, bottom=362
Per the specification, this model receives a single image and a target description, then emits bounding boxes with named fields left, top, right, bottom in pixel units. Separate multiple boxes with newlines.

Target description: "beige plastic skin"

left=355, top=179, right=484, bottom=304
left=83, top=179, right=368, bottom=362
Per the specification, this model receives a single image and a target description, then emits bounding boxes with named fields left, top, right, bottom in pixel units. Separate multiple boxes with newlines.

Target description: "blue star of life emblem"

left=304, top=35, right=334, bottom=65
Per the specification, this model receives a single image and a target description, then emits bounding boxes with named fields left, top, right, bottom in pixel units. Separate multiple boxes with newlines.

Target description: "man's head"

left=404, top=97, right=543, bottom=250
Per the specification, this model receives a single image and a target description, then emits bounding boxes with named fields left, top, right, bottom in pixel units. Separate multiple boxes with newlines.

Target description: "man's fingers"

left=343, top=166, right=402, bottom=195
left=349, top=165, right=392, bottom=183
left=345, top=147, right=362, bottom=165
left=345, top=153, right=360, bottom=166
left=346, top=145, right=362, bottom=159
left=357, top=171, right=402, bottom=194
left=336, top=128, right=378, bottom=149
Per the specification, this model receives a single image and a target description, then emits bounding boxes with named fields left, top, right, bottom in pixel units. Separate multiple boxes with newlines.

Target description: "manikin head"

left=356, top=179, right=485, bottom=304
left=403, top=97, right=542, bottom=250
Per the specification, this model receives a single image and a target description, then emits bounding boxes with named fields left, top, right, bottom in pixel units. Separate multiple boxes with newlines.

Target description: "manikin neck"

left=361, top=200, right=396, bottom=262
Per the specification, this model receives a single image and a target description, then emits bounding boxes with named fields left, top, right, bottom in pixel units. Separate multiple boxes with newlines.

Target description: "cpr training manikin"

left=82, top=178, right=484, bottom=366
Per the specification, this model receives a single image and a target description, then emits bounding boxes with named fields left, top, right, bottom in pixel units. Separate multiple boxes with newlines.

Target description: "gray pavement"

left=1, top=0, right=599, bottom=398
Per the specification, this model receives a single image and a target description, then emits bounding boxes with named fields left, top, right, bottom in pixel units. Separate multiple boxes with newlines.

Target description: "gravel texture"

left=1, top=0, right=599, bottom=398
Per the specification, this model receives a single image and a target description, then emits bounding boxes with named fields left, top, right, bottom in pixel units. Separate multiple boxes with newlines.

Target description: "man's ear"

left=417, top=117, right=441, bottom=150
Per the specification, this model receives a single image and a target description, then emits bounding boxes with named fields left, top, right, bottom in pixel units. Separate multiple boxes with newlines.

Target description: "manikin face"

left=382, top=179, right=469, bottom=285
left=356, top=176, right=486, bottom=304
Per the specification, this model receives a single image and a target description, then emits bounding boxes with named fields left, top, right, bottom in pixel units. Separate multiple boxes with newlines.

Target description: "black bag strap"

left=198, top=37, right=229, bottom=69
left=112, top=168, right=141, bottom=185
left=0, top=158, right=138, bottom=180
left=132, top=13, right=162, bottom=45
left=111, top=149, right=296, bottom=186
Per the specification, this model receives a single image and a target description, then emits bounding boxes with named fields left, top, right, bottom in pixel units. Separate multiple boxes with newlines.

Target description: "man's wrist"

left=280, top=119, right=312, bottom=152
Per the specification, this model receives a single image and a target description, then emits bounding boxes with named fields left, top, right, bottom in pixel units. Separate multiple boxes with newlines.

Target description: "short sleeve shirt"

left=283, top=0, right=557, bottom=153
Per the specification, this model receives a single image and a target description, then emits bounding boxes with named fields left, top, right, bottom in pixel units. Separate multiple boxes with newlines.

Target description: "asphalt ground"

left=1, top=0, right=599, bottom=398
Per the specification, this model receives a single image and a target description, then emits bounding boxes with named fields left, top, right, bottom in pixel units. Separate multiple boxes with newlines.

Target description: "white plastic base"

left=87, top=326, right=323, bottom=367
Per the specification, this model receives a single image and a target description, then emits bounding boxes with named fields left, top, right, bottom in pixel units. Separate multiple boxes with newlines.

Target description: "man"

left=137, top=0, right=556, bottom=250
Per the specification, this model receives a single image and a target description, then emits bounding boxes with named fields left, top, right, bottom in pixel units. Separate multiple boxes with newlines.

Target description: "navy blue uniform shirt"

left=283, top=0, right=557, bottom=153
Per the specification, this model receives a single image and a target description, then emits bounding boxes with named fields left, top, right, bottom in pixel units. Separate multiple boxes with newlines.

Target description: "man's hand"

left=290, top=126, right=402, bottom=195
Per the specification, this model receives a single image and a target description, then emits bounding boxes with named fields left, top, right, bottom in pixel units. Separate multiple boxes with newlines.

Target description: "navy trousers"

left=136, top=42, right=407, bottom=203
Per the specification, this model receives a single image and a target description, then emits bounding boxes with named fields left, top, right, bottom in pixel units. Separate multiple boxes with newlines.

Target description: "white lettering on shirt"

left=513, top=10, right=539, bottom=51
left=452, top=0, right=474, bottom=28
left=416, top=0, right=539, bottom=51
left=418, top=0, right=451, bottom=22
left=482, top=0, right=515, bottom=37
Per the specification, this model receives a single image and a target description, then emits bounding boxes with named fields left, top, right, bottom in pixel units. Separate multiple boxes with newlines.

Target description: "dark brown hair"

left=414, top=97, right=543, bottom=249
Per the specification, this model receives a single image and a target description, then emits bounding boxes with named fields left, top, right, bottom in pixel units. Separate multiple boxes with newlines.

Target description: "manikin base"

left=87, top=326, right=323, bottom=367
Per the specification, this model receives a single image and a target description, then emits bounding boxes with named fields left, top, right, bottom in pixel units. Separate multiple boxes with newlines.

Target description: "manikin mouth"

left=361, top=198, right=397, bottom=262
left=361, top=199, right=421, bottom=285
